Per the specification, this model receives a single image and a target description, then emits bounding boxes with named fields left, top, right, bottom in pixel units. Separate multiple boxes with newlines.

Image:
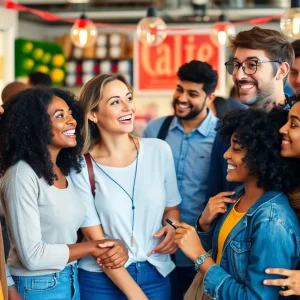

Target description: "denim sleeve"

left=206, top=134, right=225, bottom=201
left=196, top=214, right=216, bottom=252
left=203, top=219, right=299, bottom=299
left=142, top=120, right=158, bottom=138
left=6, top=265, right=15, bottom=287
left=142, top=125, right=151, bottom=138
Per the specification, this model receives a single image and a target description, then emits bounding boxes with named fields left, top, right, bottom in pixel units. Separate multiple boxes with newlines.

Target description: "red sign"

left=134, top=29, right=225, bottom=94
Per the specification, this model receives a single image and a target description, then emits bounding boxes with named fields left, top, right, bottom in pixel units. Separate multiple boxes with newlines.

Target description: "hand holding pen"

left=148, top=218, right=178, bottom=256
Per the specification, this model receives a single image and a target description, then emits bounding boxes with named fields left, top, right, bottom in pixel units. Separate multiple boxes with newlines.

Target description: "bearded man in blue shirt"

left=143, top=60, right=218, bottom=299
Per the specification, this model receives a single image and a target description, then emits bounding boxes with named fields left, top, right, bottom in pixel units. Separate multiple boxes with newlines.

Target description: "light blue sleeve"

left=6, top=265, right=15, bottom=286
left=204, top=220, right=299, bottom=299
left=142, top=117, right=164, bottom=138
left=69, top=157, right=101, bottom=228
left=162, top=142, right=182, bottom=207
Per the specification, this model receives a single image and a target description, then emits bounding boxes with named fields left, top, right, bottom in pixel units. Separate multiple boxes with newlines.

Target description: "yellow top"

left=216, top=202, right=245, bottom=264
left=0, top=281, right=3, bottom=300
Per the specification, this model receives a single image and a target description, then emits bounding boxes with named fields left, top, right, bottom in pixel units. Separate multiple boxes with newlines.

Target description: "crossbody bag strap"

left=84, top=153, right=95, bottom=198
left=157, top=115, right=174, bottom=140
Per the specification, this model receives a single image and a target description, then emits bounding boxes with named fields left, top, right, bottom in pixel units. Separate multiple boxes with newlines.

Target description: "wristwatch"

left=195, top=252, right=211, bottom=272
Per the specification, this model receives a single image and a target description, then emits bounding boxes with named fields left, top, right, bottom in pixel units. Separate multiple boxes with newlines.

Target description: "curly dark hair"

left=177, top=60, right=218, bottom=94
left=284, top=93, right=300, bottom=110
left=0, top=88, right=83, bottom=185
left=217, top=109, right=299, bottom=193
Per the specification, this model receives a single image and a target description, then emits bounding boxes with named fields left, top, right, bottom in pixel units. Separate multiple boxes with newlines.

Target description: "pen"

left=165, top=218, right=178, bottom=229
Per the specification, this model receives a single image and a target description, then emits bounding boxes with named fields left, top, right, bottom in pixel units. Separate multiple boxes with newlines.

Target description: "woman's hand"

left=199, top=191, right=236, bottom=231
left=264, top=268, right=300, bottom=296
left=148, top=225, right=178, bottom=256
left=92, top=239, right=129, bottom=269
left=174, top=222, right=204, bottom=262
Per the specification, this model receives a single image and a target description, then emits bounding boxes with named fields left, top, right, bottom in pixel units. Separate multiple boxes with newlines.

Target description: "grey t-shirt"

left=0, top=161, right=86, bottom=276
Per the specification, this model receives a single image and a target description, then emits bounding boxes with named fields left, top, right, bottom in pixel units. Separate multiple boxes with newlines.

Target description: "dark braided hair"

left=0, top=88, right=83, bottom=185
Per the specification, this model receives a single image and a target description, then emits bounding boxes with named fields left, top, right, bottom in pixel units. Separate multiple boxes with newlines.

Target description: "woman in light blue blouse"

left=70, top=73, right=182, bottom=300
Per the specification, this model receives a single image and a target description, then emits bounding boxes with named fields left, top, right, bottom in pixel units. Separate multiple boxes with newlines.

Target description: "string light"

left=136, top=6, right=167, bottom=46
left=280, top=0, right=300, bottom=38
left=70, top=14, right=97, bottom=48
left=211, top=14, right=236, bottom=46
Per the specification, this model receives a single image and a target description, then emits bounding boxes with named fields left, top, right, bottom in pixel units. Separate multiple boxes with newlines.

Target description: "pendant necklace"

left=90, top=137, right=139, bottom=247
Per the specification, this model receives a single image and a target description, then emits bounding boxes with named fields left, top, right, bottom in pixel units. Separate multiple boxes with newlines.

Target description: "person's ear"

left=88, top=111, right=97, bottom=123
left=206, top=93, right=216, bottom=106
left=276, top=62, right=290, bottom=81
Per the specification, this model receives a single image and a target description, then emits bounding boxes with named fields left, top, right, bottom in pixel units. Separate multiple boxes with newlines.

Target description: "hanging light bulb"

left=280, top=0, right=300, bottom=38
left=211, top=14, right=236, bottom=46
left=136, top=7, right=167, bottom=46
left=70, top=14, right=97, bottom=48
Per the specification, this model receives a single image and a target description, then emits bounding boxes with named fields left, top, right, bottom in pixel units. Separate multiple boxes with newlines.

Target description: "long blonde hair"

left=79, top=73, right=133, bottom=153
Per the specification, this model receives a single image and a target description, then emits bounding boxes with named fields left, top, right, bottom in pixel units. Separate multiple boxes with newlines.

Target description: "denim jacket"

left=197, top=185, right=300, bottom=300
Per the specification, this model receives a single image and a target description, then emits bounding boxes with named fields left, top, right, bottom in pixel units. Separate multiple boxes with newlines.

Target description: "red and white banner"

left=134, top=29, right=226, bottom=95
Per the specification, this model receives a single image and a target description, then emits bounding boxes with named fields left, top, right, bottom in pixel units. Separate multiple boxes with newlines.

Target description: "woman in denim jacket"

left=174, top=109, right=300, bottom=299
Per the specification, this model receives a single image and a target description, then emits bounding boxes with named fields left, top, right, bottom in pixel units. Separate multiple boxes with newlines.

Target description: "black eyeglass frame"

left=224, top=59, right=282, bottom=76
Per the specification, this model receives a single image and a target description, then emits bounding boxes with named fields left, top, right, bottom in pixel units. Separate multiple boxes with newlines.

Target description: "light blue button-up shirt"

left=143, top=109, right=218, bottom=266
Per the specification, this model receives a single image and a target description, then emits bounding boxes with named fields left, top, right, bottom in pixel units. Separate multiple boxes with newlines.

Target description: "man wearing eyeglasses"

left=206, top=26, right=294, bottom=201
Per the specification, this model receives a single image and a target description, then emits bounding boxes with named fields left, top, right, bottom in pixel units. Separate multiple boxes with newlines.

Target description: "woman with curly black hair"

left=263, top=95, right=300, bottom=297
left=173, top=109, right=300, bottom=299
left=0, top=88, right=128, bottom=300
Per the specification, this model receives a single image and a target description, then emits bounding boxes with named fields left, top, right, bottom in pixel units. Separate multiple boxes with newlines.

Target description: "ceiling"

left=16, top=0, right=290, bottom=24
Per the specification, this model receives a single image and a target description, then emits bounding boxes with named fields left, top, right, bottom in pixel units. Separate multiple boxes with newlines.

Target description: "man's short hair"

left=229, top=27, right=294, bottom=83
left=29, top=71, right=52, bottom=87
left=177, top=60, right=218, bottom=94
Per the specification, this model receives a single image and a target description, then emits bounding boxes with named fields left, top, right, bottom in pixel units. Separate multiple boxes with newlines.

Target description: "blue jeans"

left=79, top=261, right=171, bottom=300
left=12, top=264, right=79, bottom=300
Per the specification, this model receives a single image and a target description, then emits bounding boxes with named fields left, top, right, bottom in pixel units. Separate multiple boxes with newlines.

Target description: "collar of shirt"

left=169, top=109, right=217, bottom=137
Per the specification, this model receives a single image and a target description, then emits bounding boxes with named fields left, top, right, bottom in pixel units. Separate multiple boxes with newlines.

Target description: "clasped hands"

left=91, top=239, right=128, bottom=269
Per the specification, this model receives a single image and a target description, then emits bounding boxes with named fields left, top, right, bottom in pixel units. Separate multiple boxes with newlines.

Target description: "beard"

left=172, top=98, right=207, bottom=120
left=235, top=80, right=275, bottom=110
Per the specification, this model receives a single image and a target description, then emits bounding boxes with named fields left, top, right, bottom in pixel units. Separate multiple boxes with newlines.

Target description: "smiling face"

left=48, top=96, right=77, bottom=151
left=279, top=101, right=300, bottom=158
left=289, top=57, right=300, bottom=93
left=91, top=79, right=135, bottom=134
left=224, top=134, right=252, bottom=183
left=232, top=48, right=278, bottom=108
left=172, top=80, right=214, bottom=120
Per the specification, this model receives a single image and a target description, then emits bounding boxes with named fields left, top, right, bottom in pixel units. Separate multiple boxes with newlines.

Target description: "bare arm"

left=163, top=206, right=180, bottom=226
left=81, top=225, right=147, bottom=300
left=8, top=286, right=23, bottom=300
left=150, top=206, right=180, bottom=255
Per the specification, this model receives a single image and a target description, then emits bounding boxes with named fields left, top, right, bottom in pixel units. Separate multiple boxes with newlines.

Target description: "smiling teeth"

left=118, top=116, right=131, bottom=121
left=228, top=164, right=236, bottom=170
left=63, top=129, right=75, bottom=135
left=179, top=103, right=190, bottom=108
left=240, top=85, right=254, bottom=89
left=282, top=140, right=291, bottom=144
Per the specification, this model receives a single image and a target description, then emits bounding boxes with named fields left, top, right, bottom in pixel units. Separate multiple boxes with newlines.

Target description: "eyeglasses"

left=225, top=59, right=282, bottom=76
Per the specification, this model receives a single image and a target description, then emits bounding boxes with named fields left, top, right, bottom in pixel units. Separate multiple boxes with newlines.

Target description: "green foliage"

left=15, top=38, right=66, bottom=86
